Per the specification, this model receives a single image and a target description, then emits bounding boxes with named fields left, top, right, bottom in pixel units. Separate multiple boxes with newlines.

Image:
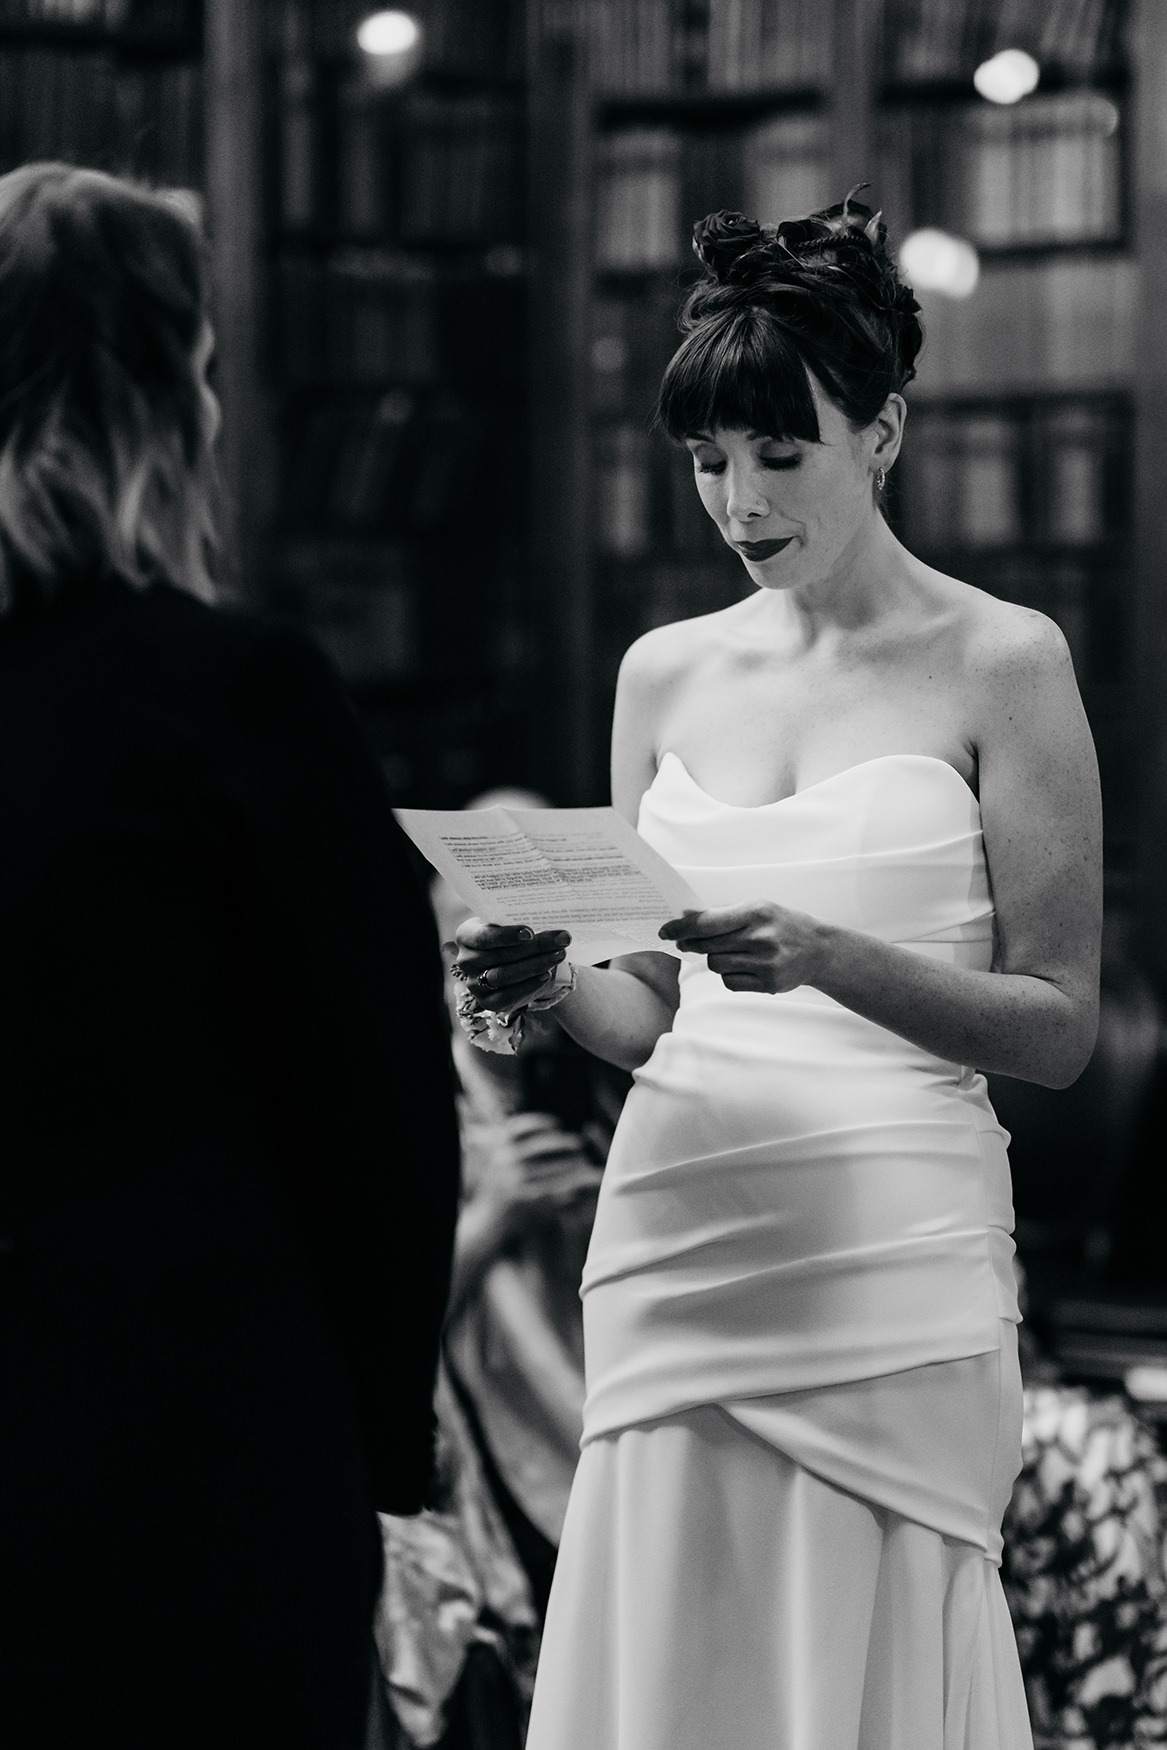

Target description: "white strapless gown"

left=525, top=753, right=1034, bottom=1750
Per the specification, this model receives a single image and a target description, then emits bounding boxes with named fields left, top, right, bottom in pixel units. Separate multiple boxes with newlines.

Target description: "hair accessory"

left=691, top=186, right=922, bottom=331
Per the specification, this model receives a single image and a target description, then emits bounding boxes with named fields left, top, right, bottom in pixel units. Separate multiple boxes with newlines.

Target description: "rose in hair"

left=691, top=210, right=767, bottom=281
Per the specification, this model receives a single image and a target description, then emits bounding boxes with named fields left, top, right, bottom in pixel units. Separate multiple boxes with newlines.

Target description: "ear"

left=870, top=393, right=906, bottom=476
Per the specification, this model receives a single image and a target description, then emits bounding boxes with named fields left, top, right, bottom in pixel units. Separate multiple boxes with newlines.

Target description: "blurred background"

left=6, top=0, right=1167, bottom=1397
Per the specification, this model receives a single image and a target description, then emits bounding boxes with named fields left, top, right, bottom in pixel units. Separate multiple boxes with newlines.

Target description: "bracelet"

left=460, top=960, right=578, bottom=1055
left=527, top=958, right=578, bottom=1010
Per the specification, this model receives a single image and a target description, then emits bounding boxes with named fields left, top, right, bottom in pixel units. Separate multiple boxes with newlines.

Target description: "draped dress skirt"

left=524, top=752, right=1033, bottom=1750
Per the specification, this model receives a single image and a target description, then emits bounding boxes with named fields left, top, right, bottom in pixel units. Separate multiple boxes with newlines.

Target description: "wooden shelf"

left=0, top=20, right=200, bottom=59
left=597, top=87, right=825, bottom=127
left=878, top=69, right=1130, bottom=106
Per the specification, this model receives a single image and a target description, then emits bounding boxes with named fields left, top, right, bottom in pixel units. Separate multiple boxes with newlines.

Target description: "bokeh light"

left=973, top=48, right=1041, bottom=105
left=357, top=10, right=421, bottom=56
left=355, top=10, right=424, bottom=87
left=899, top=229, right=981, bottom=300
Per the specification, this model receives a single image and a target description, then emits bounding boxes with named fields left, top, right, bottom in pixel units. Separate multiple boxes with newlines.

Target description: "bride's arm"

left=550, top=952, right=679, bottom=1071
left=663, top=613, right=1102, bottom=1089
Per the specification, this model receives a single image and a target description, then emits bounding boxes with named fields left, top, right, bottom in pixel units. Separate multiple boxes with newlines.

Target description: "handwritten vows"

left=395, top=804, right=702, bottom=964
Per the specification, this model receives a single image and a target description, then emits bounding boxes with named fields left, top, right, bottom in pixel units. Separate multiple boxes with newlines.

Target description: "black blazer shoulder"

left=0, top=578, right=460, bottom=1513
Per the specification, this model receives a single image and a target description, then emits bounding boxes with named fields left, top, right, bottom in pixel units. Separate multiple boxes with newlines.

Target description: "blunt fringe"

left=654, top=304, right=824, bottom=446
left=0, top=162, right=219, bottom=616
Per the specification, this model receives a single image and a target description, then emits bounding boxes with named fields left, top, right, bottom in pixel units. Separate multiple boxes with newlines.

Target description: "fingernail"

left=517, top=927, right=533, bottom=942
left=553, top=932, right=572, bottom=946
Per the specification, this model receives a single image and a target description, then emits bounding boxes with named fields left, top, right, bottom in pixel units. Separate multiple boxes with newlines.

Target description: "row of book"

left=595, top=85, right=1124, bottom=273
left=277, top=82, right=525, bottom=243
left=278, top=387, right=525, bottom=537
left=270, top=0, right=524, bottom=82
left=267, top=538, right=532, bottom=735
left=878, top=89, right=1124, bottom=250
left=0, top=41, right=201, bottom=183
left=895, top=399, right=1129, bottom=550
left=595, top=111, right=833, bottom=271
left=882, top=0, right=1126, bottom=87
left=547, top=0, right=830, bottom=96
left=0, top=0, right=199, bottom=46
left=0, top=0, right=128, bottom=24
left=399, top=93, right=524, bottom=245
left=274, top=248, right=525, bottom=387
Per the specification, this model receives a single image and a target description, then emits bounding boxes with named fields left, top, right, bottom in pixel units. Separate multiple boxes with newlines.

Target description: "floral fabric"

left=1003, top=1387, right=1167, bottom=1749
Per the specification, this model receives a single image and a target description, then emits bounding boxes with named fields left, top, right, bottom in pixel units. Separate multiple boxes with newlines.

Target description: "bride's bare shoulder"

left=919, top=564, right=1071, bottom=675
left=947, top=575, right=1072, bottom=676
left=617, top=603, right=741, bottom=696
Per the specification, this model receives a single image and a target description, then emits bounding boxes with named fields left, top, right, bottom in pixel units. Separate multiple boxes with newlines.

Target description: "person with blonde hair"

left=0, top=163, right=459, bottom=1750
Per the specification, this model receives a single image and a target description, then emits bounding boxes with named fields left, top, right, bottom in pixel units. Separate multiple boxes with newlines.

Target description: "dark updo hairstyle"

left=654, top=187, right=923, bottom=451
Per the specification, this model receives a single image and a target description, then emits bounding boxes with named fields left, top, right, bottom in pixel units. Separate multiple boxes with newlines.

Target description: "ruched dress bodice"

left=580, top=751, right=1021, bottom=1449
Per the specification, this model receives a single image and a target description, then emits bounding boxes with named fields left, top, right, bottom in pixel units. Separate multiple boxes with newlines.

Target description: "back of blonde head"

left=0, top=162, right=218, bottom=615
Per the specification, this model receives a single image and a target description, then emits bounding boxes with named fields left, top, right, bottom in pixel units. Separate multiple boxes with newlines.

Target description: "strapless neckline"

left=659, top=749, right=979, bottom=812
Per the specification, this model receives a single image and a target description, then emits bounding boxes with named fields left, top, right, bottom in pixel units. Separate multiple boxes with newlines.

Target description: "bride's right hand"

left=448, top=919, right=572, bottom=1014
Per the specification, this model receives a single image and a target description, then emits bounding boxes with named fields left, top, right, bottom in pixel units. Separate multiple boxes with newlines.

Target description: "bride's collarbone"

left=657, top=645, right=978, bottom=806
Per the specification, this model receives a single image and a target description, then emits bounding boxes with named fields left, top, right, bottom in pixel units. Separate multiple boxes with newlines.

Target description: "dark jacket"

left=0, top=576, right=459, bottom=1747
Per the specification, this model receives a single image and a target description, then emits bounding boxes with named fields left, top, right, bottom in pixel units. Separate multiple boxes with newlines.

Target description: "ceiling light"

left=899, top=229, right=980, bottom=300
left=973, top=48, right=1040, bottom=105
left=355, top=10, right=424, bottom=87
left=358, top=10, right=421, bottom=55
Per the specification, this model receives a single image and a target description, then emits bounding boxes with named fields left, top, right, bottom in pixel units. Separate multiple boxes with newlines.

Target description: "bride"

left=451, top=193, right=1100, bottom=1749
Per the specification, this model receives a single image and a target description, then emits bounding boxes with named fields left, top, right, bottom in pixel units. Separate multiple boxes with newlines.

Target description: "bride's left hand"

left=659, top=901, right=828, bottom=994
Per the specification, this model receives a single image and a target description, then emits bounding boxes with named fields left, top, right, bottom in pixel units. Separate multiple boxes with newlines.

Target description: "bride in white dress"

left=450, top=194, right=1101, bottom=1749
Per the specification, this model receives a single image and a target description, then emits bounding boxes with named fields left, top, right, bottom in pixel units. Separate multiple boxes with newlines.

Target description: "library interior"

left=6, top=1, right=1167, bottom=1746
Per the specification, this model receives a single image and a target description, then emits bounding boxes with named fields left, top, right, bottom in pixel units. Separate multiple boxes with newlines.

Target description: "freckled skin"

left=457, top=377, right=1102, bottom=1090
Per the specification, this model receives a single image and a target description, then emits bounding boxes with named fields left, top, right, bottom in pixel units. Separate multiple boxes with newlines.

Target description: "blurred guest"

left=373, top=794, right=629, bottom=1748
left=1003, top=1271, right=1167, bottom=1748
left=0, top=163, right=459, bottom=1750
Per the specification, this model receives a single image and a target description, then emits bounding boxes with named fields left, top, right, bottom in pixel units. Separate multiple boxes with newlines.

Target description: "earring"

left=875, top=467, right=886, bottom=492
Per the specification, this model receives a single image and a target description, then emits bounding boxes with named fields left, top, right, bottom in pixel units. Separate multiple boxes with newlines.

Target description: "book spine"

left=596, top=127, right=681, bottom=269
left=596, top=422, right=651, bottom=556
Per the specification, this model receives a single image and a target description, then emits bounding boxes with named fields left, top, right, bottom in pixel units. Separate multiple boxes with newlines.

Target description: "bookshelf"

left=0, top=0, right=203, bottom=189
left=257, top=0, right=533, bottom=808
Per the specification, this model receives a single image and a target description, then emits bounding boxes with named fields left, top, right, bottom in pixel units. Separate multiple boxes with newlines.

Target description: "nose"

left=724, top=466, right=768, bottom=525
